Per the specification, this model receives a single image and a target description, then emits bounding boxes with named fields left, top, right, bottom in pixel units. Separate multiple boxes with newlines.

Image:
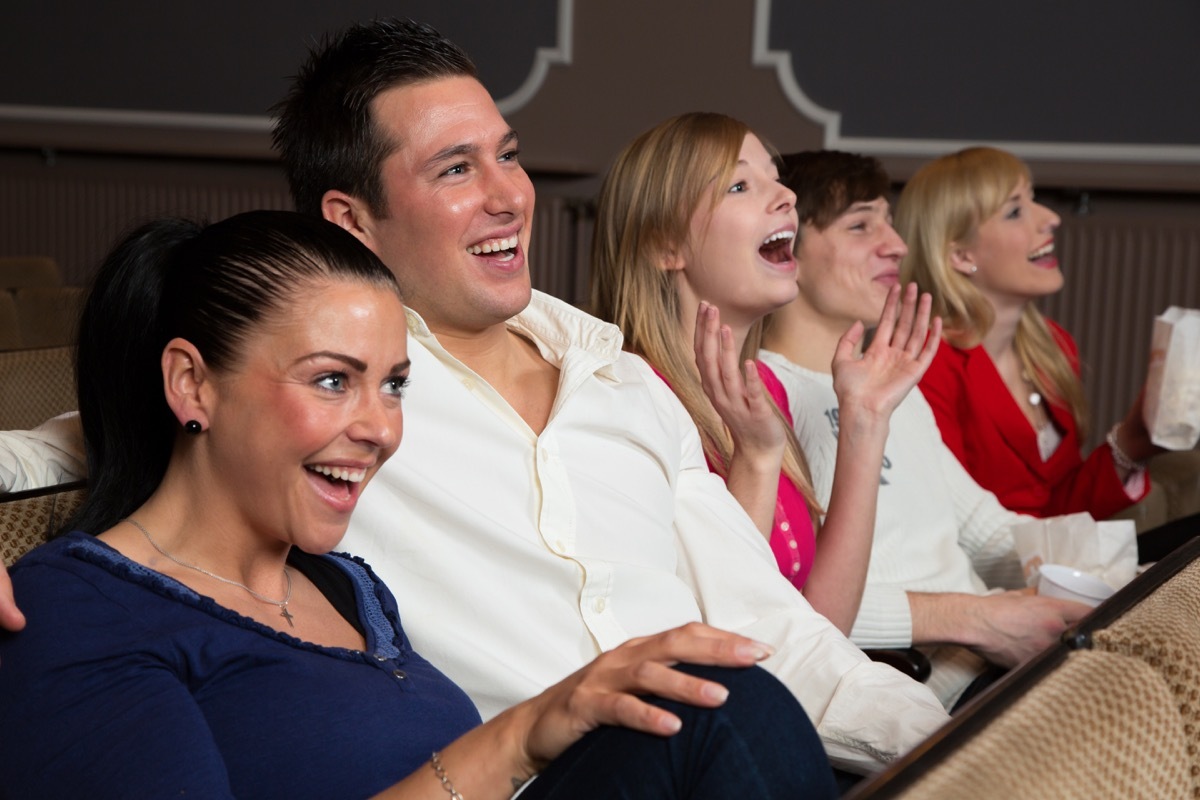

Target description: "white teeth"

left=308, top=464, right=366, bottom=483
left=762, top=230, right=796, bottom=246
left=467, top=236, right=519, bottom=255
left=1029, top=242, right=1055, bottom=259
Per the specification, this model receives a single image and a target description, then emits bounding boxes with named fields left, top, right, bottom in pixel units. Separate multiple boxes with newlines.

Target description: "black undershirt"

left=286, top=549, right=367, bottom=640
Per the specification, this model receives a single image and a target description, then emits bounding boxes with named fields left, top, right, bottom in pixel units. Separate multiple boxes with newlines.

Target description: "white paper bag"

left=1011, top=512, right=1138, bottom=591
left=1144, top=306, right=1200, bottom=450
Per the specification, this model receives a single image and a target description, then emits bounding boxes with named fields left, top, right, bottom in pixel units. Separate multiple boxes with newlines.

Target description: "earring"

left=965, top=264, right=978, bottom=275
left=184, top=420, right=203, bottom=435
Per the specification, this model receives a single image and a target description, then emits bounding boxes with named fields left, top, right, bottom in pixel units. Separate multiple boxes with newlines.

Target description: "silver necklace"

left=126, top=518, right=295, bottom=627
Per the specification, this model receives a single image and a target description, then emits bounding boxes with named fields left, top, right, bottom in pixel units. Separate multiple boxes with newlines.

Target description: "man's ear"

left=322, top=190, right=376, bottom=251
left=162, top=338, right=214, bottom=432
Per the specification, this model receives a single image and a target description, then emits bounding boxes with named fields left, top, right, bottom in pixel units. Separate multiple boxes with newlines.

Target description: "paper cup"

left=1037, top=564, right=1116, bottom=607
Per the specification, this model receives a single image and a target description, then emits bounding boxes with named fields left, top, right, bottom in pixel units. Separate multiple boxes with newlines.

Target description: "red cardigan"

left=919, top=322, right=1144, bottom=519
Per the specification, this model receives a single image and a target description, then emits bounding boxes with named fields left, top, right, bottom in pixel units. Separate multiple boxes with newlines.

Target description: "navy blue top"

left=0, top=532, right=482, bottom=799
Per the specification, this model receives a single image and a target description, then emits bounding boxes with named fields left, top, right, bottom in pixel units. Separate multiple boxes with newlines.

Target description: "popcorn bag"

left=1011, top=512, right=1138, bottom=592
left=1144, top=306, right=1200, bottom=450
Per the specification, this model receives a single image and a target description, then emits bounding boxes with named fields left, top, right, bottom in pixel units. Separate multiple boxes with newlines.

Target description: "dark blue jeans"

left=519, top=663, right=837, bottom=799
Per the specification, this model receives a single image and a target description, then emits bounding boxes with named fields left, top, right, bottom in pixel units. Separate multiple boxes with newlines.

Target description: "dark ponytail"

left=67, top=210, right=399, bottom=535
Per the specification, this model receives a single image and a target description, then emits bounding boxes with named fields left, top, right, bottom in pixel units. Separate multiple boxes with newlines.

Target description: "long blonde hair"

left=896, top=146, right=1088, bottom=435
left=590, top=112, right=821, bottom=520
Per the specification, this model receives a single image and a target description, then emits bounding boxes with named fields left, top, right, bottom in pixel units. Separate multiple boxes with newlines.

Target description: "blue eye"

left=383, top=374, right=409, bottom=398
left=317, top=373, right=347, bottom=392
left=728, top=181, right=747, bottom=194
left=441, top=163, right=467, bottom=177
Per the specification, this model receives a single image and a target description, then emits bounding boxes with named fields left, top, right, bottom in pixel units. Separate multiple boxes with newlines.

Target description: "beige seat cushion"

left=896, top=649, right=1194, bottom=800
left=0, top=484, right=87, bottom=566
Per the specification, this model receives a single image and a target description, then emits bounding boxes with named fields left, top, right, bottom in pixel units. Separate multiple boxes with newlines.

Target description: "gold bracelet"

left=430, top=751, right=465, bottom=800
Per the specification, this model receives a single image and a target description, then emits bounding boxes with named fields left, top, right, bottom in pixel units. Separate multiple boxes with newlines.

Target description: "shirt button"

left=461, top=378, right=474, bottom=390
left=392, top=669, right=407, bottom=680
left=788, top=540, right=798, bottom=549
left=781, top=521, right=791, bottom=532
left=373, top=653, right=388, bottom=662
left=593, top=597, right=606, bottom=613
left=792, top=563, right=801, bottom=574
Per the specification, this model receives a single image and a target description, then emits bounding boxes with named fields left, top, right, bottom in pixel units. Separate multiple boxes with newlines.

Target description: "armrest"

left=865, top=647, right=932, bottom=683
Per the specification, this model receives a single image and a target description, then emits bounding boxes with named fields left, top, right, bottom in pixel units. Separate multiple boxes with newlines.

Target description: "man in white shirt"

left=0, top=19, right=948, bottom=772
left=759, top=150, right=1092, bottom=709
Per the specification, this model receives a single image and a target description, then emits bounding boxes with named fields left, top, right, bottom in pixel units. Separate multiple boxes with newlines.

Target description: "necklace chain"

left=126, top=518, right=295, bottom=627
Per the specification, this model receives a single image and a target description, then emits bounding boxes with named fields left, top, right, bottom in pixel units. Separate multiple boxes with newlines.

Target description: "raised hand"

left=693, top=302, right=785, bottom=458
left=692, top=302, right=786, bottom=536
left=831, top=282, right=941, bottom=418
left=513, top=622, right=774, bottom=775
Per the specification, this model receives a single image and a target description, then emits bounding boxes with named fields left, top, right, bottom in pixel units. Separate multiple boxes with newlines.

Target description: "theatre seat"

left=884, top=650, right=1193, bottom=800
left=0, top=481, right=86, bottom=566
left=0, top=346, right=76, bottom=431
left=1090, top=557, right=1200, bottom=793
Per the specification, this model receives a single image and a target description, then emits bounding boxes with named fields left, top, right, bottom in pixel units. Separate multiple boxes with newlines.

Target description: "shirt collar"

left=405, top=291, right=624, bottom=381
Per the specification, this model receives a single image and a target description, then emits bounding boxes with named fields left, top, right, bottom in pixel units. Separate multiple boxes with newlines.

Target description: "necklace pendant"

left=1029, top=391, right=1042, bottom=407
left=281, top=606, right=295, bottom=627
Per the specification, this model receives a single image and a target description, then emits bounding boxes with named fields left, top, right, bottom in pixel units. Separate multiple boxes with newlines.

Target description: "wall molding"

left=496, top=0, right=574, bottom=115
left=752, top=0, right=1200, bottom=166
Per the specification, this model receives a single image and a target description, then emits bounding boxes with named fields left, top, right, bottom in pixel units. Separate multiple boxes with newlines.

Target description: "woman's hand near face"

left=693, top=302, right=786, bottom=537
left=831, top=283, right=941, bottom=419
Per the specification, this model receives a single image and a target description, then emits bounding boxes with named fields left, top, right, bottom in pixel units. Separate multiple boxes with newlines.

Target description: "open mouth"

left=305, top=464, right=366, bottom=501
left=466, top=235, right=519, bottom=262
left=1028, top=241, right=1058, bottom=268
left=759, top=230, right=796, bottom=265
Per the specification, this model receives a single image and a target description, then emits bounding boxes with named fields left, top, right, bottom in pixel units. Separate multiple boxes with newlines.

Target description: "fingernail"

left=703, top=683, right=730, bottom=703
left=736, top=642, right=774, bottom=660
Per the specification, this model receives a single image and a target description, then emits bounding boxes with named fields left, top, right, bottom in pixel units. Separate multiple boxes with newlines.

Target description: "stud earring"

left=184, top=420, right=203, bottom=434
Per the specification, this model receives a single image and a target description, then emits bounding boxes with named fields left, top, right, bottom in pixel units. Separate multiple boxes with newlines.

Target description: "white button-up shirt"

left=344, top=292, right=948, bottom=772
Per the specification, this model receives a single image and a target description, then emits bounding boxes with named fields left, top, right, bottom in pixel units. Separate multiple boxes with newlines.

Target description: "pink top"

left=653, top=361, right=816, bottom=589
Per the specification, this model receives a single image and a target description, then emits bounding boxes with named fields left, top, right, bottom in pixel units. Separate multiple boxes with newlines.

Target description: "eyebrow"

left=294, top=353, right=412, bottom=376
left=847, top=201, right=886, bottom=214
left=422, top=128, right=520, bottom=172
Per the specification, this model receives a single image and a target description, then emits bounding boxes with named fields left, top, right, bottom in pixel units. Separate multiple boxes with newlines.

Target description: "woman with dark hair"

left=590, top=114, right=940, bottom=635
left=0, top=210, right=835, bottom=798
left=896, top=147, right=1154, bottom=519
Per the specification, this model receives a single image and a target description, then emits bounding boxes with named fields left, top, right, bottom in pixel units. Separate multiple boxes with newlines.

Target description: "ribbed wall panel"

left=0, top=163, right=293, bottom=286
left=1041, top=214, right=1200, bottom=448
left=528, top=196, right=594, bottom=307
left=3, top=156, right=1195, bottom=455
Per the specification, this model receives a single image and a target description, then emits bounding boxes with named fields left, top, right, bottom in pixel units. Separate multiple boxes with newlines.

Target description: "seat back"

left=0, top=256, right=61, bottom=289
left=12, top=286, right=85, bottom=349
left=0, top=481, right=87, bottom=566
left=891, top=649, right=1193, bottom=800
left=0, top=346, right=76, bottom=430
left=1090, top=557, right=1200, bottom=794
